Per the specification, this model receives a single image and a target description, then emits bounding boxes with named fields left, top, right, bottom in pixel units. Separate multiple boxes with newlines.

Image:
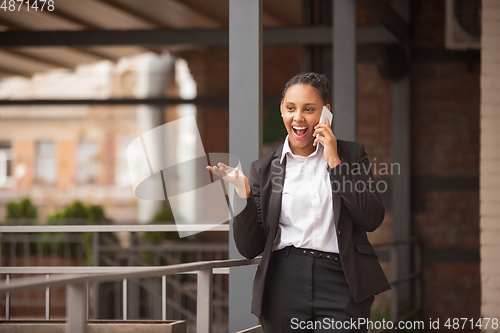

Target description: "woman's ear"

left=280, top=101, right=284, bottom=117
left=325, top=104, right=331, bottom=111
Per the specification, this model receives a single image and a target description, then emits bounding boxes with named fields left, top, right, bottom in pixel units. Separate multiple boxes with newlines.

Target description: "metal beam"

left=0, top=26, right=397, bottom=47
left=41, top=5, right=160, bottom=56
left=333, top=0, right=357, bottom=142
left=0, top=17, right=119, bottom=62
left=358, top=0, right=409, bottom=41
left=0, top=96, right=281, bottom=107
left=228, top=0, right=262, bottom=331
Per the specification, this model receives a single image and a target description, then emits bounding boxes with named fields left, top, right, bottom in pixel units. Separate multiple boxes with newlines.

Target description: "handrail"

left=0, top=258, right=260, bottom=294
left=372, top=236, right=421, bottom=248
left=0, top=235, right=423, bottom=333
left=0, top=224, right=229, bottom=233
left=0, top=257, right=261, bottom=333
left=375, top=236, right=423, bottom=333
left=1, top=267, right=230, bottom=274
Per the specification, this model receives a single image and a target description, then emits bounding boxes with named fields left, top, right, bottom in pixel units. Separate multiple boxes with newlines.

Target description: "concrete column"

left=136, top=52, right=175, bottom=224
left=480, top=0, right=500, bottom=327
left=228, top=0, right=263, bottom=331
left=391, top=0, right=412, bottom=314
left=332, top=0, right=357, bottom=141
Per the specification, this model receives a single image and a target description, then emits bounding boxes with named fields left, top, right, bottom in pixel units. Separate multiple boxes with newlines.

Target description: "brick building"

left=178, top=1, right=483, bottom=326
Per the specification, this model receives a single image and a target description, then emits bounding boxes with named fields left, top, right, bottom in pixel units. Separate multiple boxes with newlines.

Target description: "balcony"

left=0, top=224, right=422, bottom=333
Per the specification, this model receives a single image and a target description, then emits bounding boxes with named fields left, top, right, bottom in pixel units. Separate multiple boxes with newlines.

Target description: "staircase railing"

left=0, top=255, right=261, bottom=333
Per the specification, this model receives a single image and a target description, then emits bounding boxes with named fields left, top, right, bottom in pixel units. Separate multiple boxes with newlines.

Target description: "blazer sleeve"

left=327, top=143, right=385, bottom=232
left=232, top=161, right=267, bottom=259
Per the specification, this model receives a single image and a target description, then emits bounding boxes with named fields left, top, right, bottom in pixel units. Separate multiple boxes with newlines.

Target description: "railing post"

left=0, top=232, right=2, bottom=267
left=414, top=240, right=422, bottom=315
left=162, top=275, right=167, bottom=321
left=86, top=283, right=89, bottom=321
left=45, top=274, right=50, bottom=320
left=390, top=245, right=399, bottom=324
left=122, top=278, right=128, bottom=320
left=92, top=232, right=100, bottom=320
left=5, top=274, right=9, bottom=320
left=66, top=283, right=87, bottom=333
left=197, top=269, right=213, bottom=333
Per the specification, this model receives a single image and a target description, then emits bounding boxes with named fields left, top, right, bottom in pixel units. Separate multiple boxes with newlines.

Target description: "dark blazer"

left=232, top=139, right=391, bottom=318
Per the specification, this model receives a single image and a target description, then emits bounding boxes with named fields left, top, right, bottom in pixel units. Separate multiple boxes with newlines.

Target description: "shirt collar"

left=280, top=135, right=322, bottom=164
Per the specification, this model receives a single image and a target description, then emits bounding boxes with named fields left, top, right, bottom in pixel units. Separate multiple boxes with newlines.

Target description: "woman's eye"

left=287, top=107, right=294, bottom=111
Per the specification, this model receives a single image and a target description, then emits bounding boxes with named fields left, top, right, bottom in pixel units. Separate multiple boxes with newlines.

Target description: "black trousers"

left=260, top=246, right=374, bottom=333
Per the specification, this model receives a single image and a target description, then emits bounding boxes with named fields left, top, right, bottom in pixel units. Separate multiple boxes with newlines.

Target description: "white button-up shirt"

left=275, top=135, right=339, bottom=253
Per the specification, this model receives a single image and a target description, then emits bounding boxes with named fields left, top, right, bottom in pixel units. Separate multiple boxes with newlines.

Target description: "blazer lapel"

left=267, top=145, right=285, bottom=246
left=333, top=141, right=347, bottom=231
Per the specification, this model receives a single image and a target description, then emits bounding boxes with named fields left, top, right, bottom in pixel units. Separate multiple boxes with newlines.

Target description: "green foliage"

left=138, top=205, right=185, bottom=265
left=5, top=197, right=37, bottom=222
left=141, top=205, right=182, bottom=244
left=263, top=107, right=287, bottom=143
left=42, top=201, right=115, bottom=265
left=1, top=198, right=39, bottom=256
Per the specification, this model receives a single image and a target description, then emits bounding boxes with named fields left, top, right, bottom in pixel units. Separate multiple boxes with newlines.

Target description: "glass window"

left=36, top=141, right=56, bottom=184
left=77, top=141, right=99, bottom=184
left=0, top=141, right=13, bottom=188
left=115, top=135, right=133, bottom=187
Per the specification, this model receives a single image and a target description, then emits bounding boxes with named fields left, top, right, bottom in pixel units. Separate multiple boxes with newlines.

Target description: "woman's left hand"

left=313, top=117, right=342, bottom=168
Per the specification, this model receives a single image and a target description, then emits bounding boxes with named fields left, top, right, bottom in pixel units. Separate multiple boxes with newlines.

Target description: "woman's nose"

left=293, top=110, right=304, bottom=121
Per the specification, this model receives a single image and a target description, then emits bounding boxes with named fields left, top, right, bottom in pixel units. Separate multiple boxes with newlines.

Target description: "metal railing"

left=0, top=256, right=261, bottom=333
left=372, top=237, right=423, bottom=332
left=1, top=266, right=231, bottom=321
left=0, top=223, right=231, bottom=327
left=0, top=232, right=230, bottom=329
left=0, top=224, right=422, bottom=333
left=0, top=223, right=240, bottom=333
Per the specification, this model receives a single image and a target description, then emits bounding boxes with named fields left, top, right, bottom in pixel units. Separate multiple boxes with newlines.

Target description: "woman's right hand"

left=206, top=162, right=251, bottom=198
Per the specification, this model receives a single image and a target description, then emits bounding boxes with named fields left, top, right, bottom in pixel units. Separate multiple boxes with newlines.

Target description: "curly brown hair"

left=281, top=72, right=331, bottom=105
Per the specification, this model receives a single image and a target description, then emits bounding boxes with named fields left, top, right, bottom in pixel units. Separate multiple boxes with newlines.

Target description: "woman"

left=208, top=73, right=390, bottom=332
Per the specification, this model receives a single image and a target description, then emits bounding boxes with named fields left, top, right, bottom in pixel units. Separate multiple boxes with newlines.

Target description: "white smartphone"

left=316, top=106, right=333, bottom=144
left=319, top=105, right=333, bottom=127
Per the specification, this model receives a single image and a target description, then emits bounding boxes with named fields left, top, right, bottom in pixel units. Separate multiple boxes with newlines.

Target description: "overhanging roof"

left=0, top=0, right=303, bottom=77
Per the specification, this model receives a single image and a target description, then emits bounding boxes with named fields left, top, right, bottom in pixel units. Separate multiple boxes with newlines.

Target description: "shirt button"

left=312, top=195, right=316, bottom=199
left=316, top=216, right=320, bottom=220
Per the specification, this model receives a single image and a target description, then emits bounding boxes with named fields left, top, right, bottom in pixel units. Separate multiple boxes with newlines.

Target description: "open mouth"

left=292, top=125, right=308, bottom=138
